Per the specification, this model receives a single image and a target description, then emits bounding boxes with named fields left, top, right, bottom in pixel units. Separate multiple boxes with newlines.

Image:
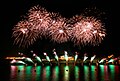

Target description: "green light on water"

left=17, top=66, right=25, bottom=81
left=36, top=66, right=41, bottom=74
left=64, top=66, right=69, bottom=81
left=26, top=66, right=32, bottom=75
left=99, top=65, right=104, bottom=79
left=74, top=66, right=79, bottom=81
left=91, top=65, right=96, bottom=81
left=109, top=65, right=115, bottom=80
left=18, top=65, right=24, bottom=71
left=42, top=66, right=51, bottom=81
left=84, top=65, right=89, bottom=81
left=109, top=65, right=115, bottom=71
left=52, top=66, right=59, bottom=81
left=55, top=66, right=59, bottom=75
left=35, top=66, right=42, bottom=81
left=46, top=66, right=51, bottom=80
left=99, top=65, right=104, bottom=73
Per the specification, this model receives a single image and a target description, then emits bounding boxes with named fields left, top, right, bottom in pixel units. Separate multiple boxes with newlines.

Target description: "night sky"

left=1, top=0, right=120, bottom=58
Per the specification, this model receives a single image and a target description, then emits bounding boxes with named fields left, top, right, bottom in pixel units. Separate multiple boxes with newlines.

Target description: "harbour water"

left=2, top=63, right=120, bottom=81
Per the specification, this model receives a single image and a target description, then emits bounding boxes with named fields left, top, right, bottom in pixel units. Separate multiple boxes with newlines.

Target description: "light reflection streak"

left=74, top=66, right=80, bottom=81
left=42, top=66, right=51, bottom=81
left=109, top=65, right=115, bottom=81
left=35, top=66, right=42, bottom=81
left=52, top=66, right=59, bottom=81
left=99, top=65, right=105, bottom=81
left=84, top=65, right=90, bottom=81
left=91, top=65, right=98, bottom=81
left=99, top=65, right=109, bottom=81
left=64, top=66, right=69, bottom=81
left=17, top=66, right=25, bottom=81
left=10, top=65, right=18, bottom=81
left=104, top=65, right=109, bottom=81
left=115, top=65, right=120, bottom=81
left=9, top=64, right=120, bottom=81
left=25, top=66, right=33, bottom=81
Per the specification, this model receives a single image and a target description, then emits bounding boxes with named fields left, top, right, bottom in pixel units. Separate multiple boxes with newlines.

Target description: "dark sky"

left=1, top=0, right=120, bottom=58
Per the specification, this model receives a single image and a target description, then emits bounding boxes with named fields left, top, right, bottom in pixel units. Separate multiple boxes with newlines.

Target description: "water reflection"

left=99, top=64, right=120, bottom=81
left=10, top=65, right=18, bottom=81
left=74, top=66, right=80, bottom=81
left=109, top=65, right=120, bottom=81
left=17, top=65, right=25, bottom=81
left=52, top=66, right=59, bottom=81
left=42, top=66, right=51, bottom=81
left=90, top=65, right=98, bottom=81
left=114, top=65, right=120, bottom=81
left=10, top=64, right=120, bottom=81
left=64, top=66, right=69, bottom=81
left=84, top=65, right=90, bottom=81
left=35, top=66, right=42, bottom=81
left=25, top=66, right=33, bottom=81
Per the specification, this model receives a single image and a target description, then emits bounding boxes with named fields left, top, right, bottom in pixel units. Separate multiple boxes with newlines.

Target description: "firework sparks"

left=28, top=5, right=52, bottom=37
left=49, top=13, right=71, bottom=43
left=12, top=20, right=39, bottom=48
left=12, top=5, right=52, bottom=47
left=12, top=5, right=106, bottom=48
left=71, top=16, right=106, bottom=46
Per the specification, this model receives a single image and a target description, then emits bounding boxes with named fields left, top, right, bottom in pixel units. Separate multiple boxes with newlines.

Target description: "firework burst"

left=71, top=16, right=106, bottom=46
left=12, top=5, right=52, bottom=47
left=12, top=5, right=106, bottom=48
left=48, top=13, right=71, bottom=43
left=28, top=5, right=52, bottom=37
left=12, top=20, right=40, bottom=48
